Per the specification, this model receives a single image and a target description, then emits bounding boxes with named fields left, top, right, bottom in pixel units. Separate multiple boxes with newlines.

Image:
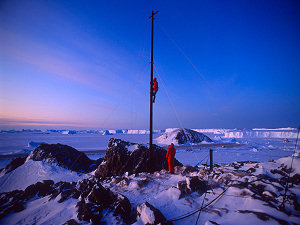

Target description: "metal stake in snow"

left=210, top=149, right=213, bottom=172
left=148, top=10, right=159, bottom=173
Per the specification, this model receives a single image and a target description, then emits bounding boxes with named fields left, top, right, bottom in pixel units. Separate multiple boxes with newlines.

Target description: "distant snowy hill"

left=156, top=128, right=213, bottom=145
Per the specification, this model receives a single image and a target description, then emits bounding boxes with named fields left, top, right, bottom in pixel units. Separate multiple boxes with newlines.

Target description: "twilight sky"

left=0, top=0, right=299, bottom=130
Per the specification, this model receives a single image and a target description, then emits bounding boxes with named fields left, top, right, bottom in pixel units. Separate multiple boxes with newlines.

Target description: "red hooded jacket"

left=166, top=143, right=176, bottom=160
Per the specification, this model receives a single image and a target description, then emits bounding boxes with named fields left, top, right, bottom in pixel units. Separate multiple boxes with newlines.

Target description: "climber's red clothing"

left=166, top=143, right=176, bottom=173
left=151, top=78, right=158, bottom=103
left=153, top=79, right=158, bottom=93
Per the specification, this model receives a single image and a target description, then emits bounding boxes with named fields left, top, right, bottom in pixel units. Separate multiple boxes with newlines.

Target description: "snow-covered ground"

left=1, top=156, right=299, bottom=224
left=0, top=128, right=299, bottom=224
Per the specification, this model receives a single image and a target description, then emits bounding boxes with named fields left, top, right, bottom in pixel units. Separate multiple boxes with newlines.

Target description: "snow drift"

left=27, top=141, right=48, bottom=148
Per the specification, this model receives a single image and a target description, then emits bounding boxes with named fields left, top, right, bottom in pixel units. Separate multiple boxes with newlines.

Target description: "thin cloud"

left=0, top=118, right=85, bottom=127
left=77, top=102, right=130, bottom=113
left=0, top=28, right=136, bottom=101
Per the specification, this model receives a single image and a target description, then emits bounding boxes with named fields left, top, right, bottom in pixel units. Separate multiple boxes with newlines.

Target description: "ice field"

left=0, top=128, right=298, bottom=168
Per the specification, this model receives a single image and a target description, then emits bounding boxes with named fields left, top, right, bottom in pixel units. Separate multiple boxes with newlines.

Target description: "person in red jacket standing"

left=152, top=77, right=158, bottom=103
left=166, top=143, right=176, bottom=173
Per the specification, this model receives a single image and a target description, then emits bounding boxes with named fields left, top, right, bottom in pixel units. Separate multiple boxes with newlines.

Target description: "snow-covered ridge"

left=192, top=128, right=233, bottom=135
left=224, top=130, right=298, bottom=138
left=252, top=127, right=297, bottom=131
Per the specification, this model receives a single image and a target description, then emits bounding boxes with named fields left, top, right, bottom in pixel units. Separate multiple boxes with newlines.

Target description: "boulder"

left=24, top=180, right=54, bottom=197
left=27, top=143, right=99, bottom=173
left=136, top=201, right=171, bottom=225
left=87, top=183, right=115, bottom=207
left=177, top=176, right=207, bottom=198
left=95, top=138, right=182, bottom=177
left=187, top=176, right=207, bottom=194
left=76, top=199, right=94, bottom=221
left=113, top=194, right=131, bottom=220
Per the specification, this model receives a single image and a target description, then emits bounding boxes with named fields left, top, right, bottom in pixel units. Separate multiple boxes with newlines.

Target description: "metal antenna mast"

left=149, top=10, right=159, bottom=172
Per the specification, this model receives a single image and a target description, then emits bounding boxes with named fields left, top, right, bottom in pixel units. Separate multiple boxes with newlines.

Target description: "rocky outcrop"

left=156, top=128, right=213, bottom=145
left=27, top=143, right=100, bottom=173
left=0, top=177, right=133, bottom=224
left=177, top=176, right=207, bottom=198
left=95, top=138, right=182, bottom=177
left=0, top=156, right=27, bottom=175
left=113, top=194, right=131, bottom=220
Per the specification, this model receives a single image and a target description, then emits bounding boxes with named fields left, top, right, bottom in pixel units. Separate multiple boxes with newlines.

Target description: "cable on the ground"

left=168, top=186, right=229, bottom=222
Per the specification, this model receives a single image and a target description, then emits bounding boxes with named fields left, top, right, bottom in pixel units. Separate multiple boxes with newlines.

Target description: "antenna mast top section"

left=149, top=10, right=159, bottom=19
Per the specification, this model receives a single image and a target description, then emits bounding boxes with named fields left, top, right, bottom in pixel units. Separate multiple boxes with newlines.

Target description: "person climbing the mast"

left=166, top=143, right=176, bottom=174
left=152, top=77, right=158, bottom=103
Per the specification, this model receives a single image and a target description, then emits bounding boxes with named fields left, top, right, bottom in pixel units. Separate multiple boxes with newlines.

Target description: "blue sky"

left=0, top=0, right=299, bottom=129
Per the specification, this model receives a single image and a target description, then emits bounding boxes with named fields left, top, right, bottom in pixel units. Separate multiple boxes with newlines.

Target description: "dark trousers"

left=153, top=91, right=157, bottom=103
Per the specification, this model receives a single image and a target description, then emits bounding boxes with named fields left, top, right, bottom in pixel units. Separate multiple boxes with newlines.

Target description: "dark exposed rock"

left=291, top=174, right=300, bottom=185
left=24, top=180, right=54, bottom=197
left=0, top=190, right=25, bottom=219
left=177, top=180, right=189, bottom=198
left=48, top=181, right=78, bottom=202
left=28, top=143, right=99, bottom=173
left=178, top=165, right=199, bottom=175
left=62, top=219, right=80, bottom=225
left=11, top=202, right=24, bottom=212
left=0, top=175, right=132, bottom=224
left=177, top=176, right=207, bottom=198
left=90, top=214, right=102, bottom=224
left=78, top=179, right=94, bottom=199
left=270, top=169, right=287, bottom=177
left=95, top=138, right=182, bottom=177
left=0, top=156, right=27, bottom=175
left=187, top=176, right=207, bottom=193
left=246, top=167, right=256, bottom=173
left=113, top=194, right=131, bottom=220
left=238, top=210, right=289, bottom=225
left=137, top=178, right=150, bottom=188
left=136, top=201, right=172, bottom=225
left=76, top=199, right=94, bottom=221
left=88, top=183, right=115, bottom=207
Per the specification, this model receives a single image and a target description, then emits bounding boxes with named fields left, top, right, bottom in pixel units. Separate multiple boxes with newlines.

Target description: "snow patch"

left=136, top=203, right=155, bottom=224
left=28, top=141, right=48, bottom=148
left=126, top=144, right=139, bottom=152
left=0, top=160, right=87, bottom=192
